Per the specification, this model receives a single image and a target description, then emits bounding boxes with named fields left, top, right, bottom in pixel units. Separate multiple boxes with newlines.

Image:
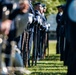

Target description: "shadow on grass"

left=30, top=72, right=66, bottom=75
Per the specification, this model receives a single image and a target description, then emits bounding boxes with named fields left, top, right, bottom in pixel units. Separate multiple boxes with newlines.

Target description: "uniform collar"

left=59, top=12, right=63, bottom=16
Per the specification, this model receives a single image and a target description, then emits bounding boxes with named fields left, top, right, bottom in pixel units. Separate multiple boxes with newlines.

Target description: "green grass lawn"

left=24, top=40, right=68, bottom=75
left=46, top=40, right=56, bottom=55
left=30, top=40, right=57, bottom=56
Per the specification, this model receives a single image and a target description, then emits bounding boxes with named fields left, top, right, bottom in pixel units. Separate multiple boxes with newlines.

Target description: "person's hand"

left=1, top=20, right=12, bottom=35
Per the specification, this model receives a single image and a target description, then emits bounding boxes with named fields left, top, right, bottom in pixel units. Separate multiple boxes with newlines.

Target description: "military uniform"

left=32, top=3, right=44, bottom=64
left=56, top=5, right=64, bottom=57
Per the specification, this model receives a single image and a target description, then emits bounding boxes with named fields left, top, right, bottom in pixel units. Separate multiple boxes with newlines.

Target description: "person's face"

left=19, top=0, right=29, bottom=13
left=39, top=5, right=44, bottom=13
left=58, top=8, right=63, bottom=12
left=34, top=4, right=43, bottom=13
left=43, top=7, right=46, bottom=13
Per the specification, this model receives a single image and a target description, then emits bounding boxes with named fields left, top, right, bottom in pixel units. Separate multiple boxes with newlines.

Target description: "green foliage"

left=32, top=0, right=66, bottom=16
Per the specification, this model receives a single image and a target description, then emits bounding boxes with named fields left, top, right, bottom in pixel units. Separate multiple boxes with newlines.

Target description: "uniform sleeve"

left=36, top=15, right=43, bottom=25
left=56, top=14, right=59, bottom=24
